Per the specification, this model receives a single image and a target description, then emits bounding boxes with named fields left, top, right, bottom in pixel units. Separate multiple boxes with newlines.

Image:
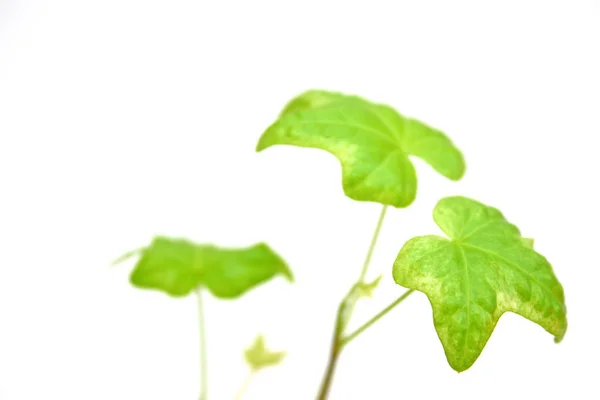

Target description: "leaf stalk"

left=233, top=370, right=255, bottom=400
left=340, top=289, right=414, bottom=347
left=197, top=289, right=208, bottom=400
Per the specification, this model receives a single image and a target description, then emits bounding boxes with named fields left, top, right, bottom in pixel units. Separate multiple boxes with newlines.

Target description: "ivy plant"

left=256, top=90, right=567, bottom=398
left=114, top=90, right=567, bottom=399
left=114, top=237, right=292, bottom=400
left=234, top=334, right=286, bottom=400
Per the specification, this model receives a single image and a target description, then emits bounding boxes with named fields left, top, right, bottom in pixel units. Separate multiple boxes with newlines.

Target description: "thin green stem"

left=358, top=205, right=388, bottom=281
left=197, top=289, right=208, bottom=400
left=316, top=205, right=388, bottom=400
left=233, top=370, right=255, bottom=400
left=341, top=289, right=415, bottom=347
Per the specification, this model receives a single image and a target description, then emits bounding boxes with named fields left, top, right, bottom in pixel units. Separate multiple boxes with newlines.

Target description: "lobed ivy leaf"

left=257, top=90, right=465, bottom=207
left=244, top=334, right=286, bottom=371
left=393, top=197, right=567, bottom=372
left=125, top=237, right=293, bottom=298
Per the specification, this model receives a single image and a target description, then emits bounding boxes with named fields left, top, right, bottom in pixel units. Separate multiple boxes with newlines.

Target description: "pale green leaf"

left=244, top=334, right=286, bottom=370
left=338, top=276, right=383, bottom=332
left=127, top=237, right=293, bottom=298
left=257, top=90, right=465, bottom=207
left=393, top=196, right=567, bottom=372
left=355, top=275, right=382, bottom=298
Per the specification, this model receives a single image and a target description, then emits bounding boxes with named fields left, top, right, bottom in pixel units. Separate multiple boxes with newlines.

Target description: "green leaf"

left=257, top=90, right=465, bottom=207
left=128, top=237, right=293, bottom=298
left=393, top=196, right=567, bottom=372
left=244, top=334, right=286, bottom=370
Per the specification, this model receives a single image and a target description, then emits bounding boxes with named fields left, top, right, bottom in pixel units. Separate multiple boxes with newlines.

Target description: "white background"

left=1, top=1, right=599, bottom=399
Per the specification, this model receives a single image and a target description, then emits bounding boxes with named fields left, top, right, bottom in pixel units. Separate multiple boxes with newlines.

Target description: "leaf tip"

left=554, top=336, right=563, bottom=344
left=281, top=263, right=294, bottom=283
left=255, top=242, right=294, bottom=283
left=255, top=135, right=268, bottom=152
left=450, top=156, right=467, bottom=181
left=447, top=357, right=474, bottom=373
left=256, top=123, right=281, bottom=153
left=554, top=326, right=567, bottom=343
left=111, top=247, right=145, bottom=266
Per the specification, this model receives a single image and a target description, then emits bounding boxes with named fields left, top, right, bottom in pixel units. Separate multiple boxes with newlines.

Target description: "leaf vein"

left=368, top=105, right=403, bottom=144
left=460, top=243, right=556, bottom=300
left=458, top=245, right=472, bottom=357
left=347, top=150, right=401, bottom=191
left=292, top=120, right=398, bottom=147
left=410, top=242, right=452, bottom=264
left=460, top=219, right=504, bottom=241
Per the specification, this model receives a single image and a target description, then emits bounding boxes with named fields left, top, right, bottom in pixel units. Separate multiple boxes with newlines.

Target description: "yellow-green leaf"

left=244, top=335, right=286, bottom=370
left=257, top=90, right=465, bottom=207
left=355, top=275, right=382, bottom=298
left=126, top=237, right=293, bottom=298
left=393, top=196, right=567, bottom=372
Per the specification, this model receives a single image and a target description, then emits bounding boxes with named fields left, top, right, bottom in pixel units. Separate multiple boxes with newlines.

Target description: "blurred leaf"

left=393, top=196, right=567, bottom=372
left=244, top=335, right=286, bottom=370
left=125, top=237, right=292, bottom=298
left=257, top=90, right=465, bottom=207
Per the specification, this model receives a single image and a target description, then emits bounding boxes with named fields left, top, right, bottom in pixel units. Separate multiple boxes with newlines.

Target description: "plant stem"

left=340, top=289, right=415, bottom=347
left=316, top=205, right=388, bottom=400
left=317, top=299, right=347, bottom=400
left=358, top=205, right=388, bottom=281
left=197, top=289, right=208, bottom=400
left=233, top=370, right=255, bottom=400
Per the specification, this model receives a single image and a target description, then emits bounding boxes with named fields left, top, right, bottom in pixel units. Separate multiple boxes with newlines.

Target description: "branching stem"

left=317, top=205, right=396, bottom=399
left=341, top=289, right=415, bottom=347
